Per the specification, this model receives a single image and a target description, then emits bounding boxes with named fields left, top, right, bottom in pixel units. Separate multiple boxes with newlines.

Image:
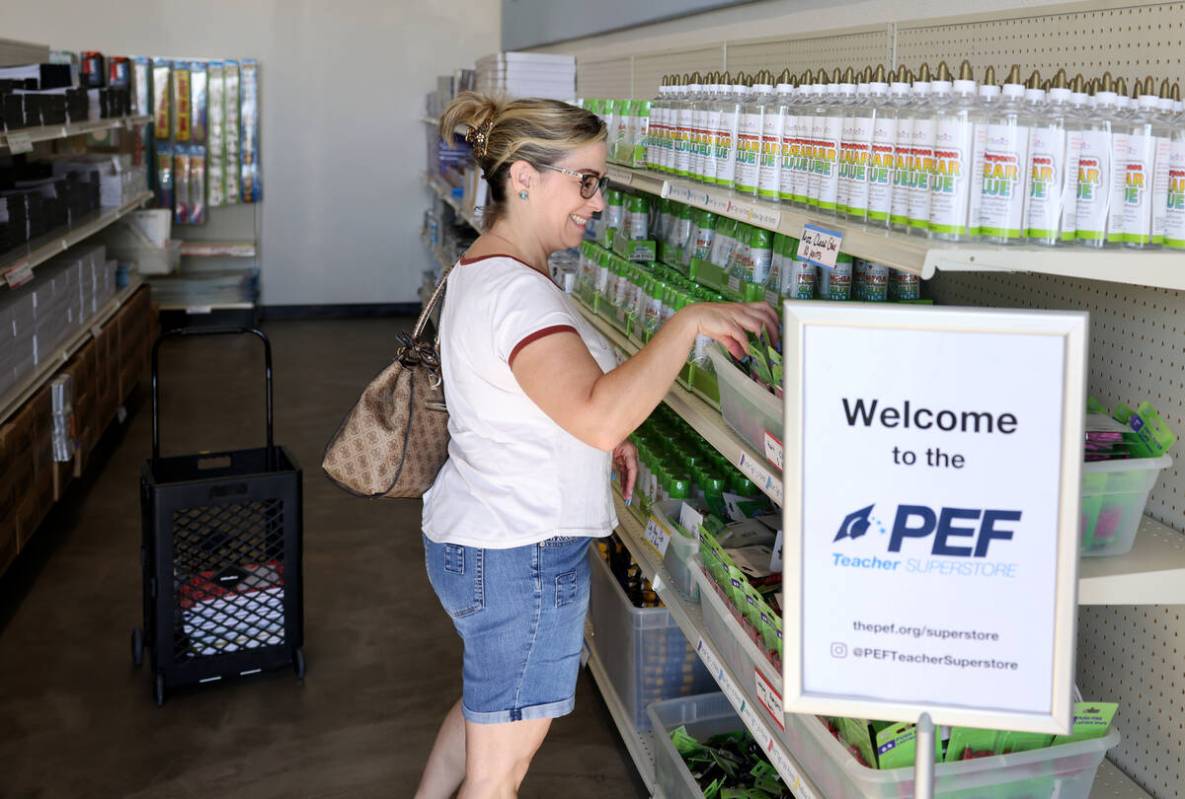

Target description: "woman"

left=417, top=92, right=778, bottom=799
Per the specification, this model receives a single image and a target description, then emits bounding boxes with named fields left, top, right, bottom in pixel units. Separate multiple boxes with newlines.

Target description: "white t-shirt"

left=422, top=254, right=620, bottom=549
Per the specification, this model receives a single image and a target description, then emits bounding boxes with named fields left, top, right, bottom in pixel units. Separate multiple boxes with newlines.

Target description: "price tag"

left=797, top=223, right=843, bottom=268
left=6, top=132, right=33, bottom=154
left=706, top=194, right=730, bottom=214
left=738, top=451, right=784, bottom=506
left=754, top=667, right=786, bottom=730
left=186, top=305, right=213, bottom=315
left=751, top=205, right=782, bottom=229
left=607, top=166, right=633, bottom=186
left=643, top=515, right=672, bottom=557
left=763, top=431, right=784, bottom=469
left=5, top=261, right=34, bottom=288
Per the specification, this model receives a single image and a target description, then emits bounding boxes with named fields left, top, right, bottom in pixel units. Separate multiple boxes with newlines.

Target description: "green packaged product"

left=999, top=730, right=1054, bottom=754
left=1052, top=702, right=1119, bottom=745
left=626, top=194, right=651, bottom=241
left=944, top=727, right=1002, bottom=762
left=875, top=721, right=942, bottom=770
left=838, top=717, right=877, bottom=768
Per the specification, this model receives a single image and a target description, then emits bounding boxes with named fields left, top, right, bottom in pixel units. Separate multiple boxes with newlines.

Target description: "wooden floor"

left=0, top=318, right=646, bottom=799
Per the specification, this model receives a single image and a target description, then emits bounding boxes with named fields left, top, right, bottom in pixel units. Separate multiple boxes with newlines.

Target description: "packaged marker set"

left=594, top=60, right=1185, bottom=249
left=145, top=55, right=260, bottom=222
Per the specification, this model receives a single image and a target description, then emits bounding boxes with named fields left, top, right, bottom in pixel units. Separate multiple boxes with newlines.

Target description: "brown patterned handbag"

left=321, top=272, right=450, bottom=498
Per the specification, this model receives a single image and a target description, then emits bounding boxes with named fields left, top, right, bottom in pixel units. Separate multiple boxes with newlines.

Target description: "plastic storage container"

left=693, top=565, right=1120, bottom=799
left=649, top=692, right=743, bottom=799
left=587, top=548, right=715, bottom=731
left=707, top=345, right=782, bottom=468
left=1080, top=454, right=1172, bottom=557
left=653, top=500, right=700, bottom=600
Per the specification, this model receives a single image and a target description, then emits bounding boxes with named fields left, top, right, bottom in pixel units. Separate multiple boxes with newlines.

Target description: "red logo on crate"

left=178, top=560, right=285, bottom=608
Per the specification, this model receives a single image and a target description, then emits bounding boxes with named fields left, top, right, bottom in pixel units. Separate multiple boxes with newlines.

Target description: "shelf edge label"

left=7, top=132, right=33, bottom=154
left=797, top=223, right=843, bottom=269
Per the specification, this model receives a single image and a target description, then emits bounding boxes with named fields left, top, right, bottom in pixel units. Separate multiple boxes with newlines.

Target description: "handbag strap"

left=412, top=264, right=454, bottom=343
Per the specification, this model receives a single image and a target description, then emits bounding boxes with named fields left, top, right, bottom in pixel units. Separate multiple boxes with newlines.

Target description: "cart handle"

left=151, top=327, right=274, bottom=464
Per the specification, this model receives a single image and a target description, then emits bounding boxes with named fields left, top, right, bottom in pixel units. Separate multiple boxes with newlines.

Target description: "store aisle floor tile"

left=0, top=318, right=647, bottom=799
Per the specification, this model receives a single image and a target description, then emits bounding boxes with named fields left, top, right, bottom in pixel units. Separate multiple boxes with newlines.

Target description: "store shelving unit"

left=605, top=164, right=1185, bottom=291
left=0, top=276, right=142, bottom=425
left=575, top=299, right=1185, bottom=606
left=424, top=172, right=482, bottom=230
left=177, top=241, right=257, bottom=258
left=583, top=633, right=659, bottom=794
left=0, top=190, right=154, bottom=288
left=609, top=493, right=1151, bottom=799
left=0, top=114, right=151, bottom=152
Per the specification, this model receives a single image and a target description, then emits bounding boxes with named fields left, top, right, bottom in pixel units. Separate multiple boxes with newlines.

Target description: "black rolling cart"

left=132, top=327, right=304, bottom=706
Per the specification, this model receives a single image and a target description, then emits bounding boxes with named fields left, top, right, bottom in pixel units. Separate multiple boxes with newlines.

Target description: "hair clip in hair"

left=464, top=118, right=494, bottom=160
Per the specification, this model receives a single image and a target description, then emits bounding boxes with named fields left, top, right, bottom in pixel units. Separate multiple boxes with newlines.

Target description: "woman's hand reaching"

left=679, top=302, right=780, bottom=360
left=612, top=440, right=638, bottom=503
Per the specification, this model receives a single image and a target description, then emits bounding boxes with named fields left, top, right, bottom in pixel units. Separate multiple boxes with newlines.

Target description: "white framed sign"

left=782, top=303, right=1086, bottom=734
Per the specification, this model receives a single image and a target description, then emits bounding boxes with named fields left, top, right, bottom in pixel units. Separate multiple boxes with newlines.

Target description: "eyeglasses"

left=538, top=164, right=609, bottom=199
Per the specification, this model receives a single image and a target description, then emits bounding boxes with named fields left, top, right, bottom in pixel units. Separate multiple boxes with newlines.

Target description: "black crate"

left=134, top=328, right=304, bottom=706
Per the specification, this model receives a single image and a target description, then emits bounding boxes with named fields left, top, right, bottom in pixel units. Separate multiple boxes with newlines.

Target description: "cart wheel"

left=294, top=648, right=306, bottom=682
left=131, top=627, right=144, bottom=668
left=154, top=674, right=165, bottom=707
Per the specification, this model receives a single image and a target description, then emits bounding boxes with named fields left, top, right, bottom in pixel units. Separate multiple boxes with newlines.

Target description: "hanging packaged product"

left=172, top=61, right=192, bottom=142
left=889, top=66, right=915, bottom=229
left=1075, top=76, right=1119, bottom=247
left=174, top=147, right=191, bottom=225
left=189, top=61, right=208, bottom=144
left=818, top=252, right=853, bottom=300
left=240, top=58, right=262, bottom=203
left=207, top=61, right=226, bottom=208
left=759, top=70, right=793, bottom=202
left=152, top=59, right=172, bottom=140
left=906, top=64, right=936, bottom=234
left=1123, top=78, right=1170, bottom=248
left=814, top=69, right=844, bottom=212
left=155, top=143, right=174, bottom=210
left=132, top=56, right=152, bottom=117
left=975, top=66, right=1030, bottom=242
left=188, top=145, right=208, bottom=225
left=844, top=66, right=884, bottom=221
left=735, top=73, right=770, bottom=196
left=929, top=61, right=978, bottom=240
left=224, top=60, right=242, bottom=205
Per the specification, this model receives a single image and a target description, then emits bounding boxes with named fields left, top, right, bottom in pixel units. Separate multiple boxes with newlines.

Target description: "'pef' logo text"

left=835, top=503, right=1020, bottom=558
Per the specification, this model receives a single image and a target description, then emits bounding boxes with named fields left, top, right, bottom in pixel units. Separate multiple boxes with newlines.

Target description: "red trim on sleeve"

left=508, top=325, right=579, bottom=367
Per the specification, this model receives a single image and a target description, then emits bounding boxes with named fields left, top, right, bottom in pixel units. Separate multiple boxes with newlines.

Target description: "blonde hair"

left=439, top=92, right=606, bottom=228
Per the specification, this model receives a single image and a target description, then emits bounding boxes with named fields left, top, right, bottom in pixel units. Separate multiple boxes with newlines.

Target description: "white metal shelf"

left=611, top=495, right=823, bottom=799
left=605, top=164, right=1185, bottom=291
left=177, top=241, right=257, bottom=258
left=612, top=496, right=1151, bottom=799
left=0, top=114, right=151, bottom=151
left=576, top=302, right=1185, bottom=605
left=0, top=277, right=143, bottom=425
left=583, top=635, right=657, bottom=793
left=1, top=190, right=154, bottom=289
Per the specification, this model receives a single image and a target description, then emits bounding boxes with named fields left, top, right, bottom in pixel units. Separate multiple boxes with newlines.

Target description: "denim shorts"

left=423, top=534, right=592, bottom=724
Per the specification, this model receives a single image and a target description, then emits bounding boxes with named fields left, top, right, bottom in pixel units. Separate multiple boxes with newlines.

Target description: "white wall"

left=4, top=0, right=501, bottom=306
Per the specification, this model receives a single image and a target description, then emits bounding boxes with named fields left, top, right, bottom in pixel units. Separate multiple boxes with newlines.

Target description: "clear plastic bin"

left=1080, top=454, right=1171, bottom=557
left=694, top=563, right=1120, bottom=799
left=653, top=500, right=700, bottom=601
left=707, top=345, right=782, bottom=468
left=587, top=549, right=715, bottom=731
left=648, top=692, right=742, bottom=799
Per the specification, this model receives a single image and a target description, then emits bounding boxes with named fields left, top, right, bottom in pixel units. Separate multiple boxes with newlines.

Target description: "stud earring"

left=518, top=190, right=529, bottom=200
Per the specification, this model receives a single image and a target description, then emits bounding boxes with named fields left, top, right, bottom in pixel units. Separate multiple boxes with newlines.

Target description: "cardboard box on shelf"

left=15, top=478, right=54, bottom=550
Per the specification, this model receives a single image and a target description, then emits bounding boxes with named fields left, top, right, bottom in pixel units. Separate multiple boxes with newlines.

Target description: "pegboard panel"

left=927, top=271, right=1185, bottom=530
left=929, top=268, right=1185, bottom=798
left=784, top=29, right=894, bottom=75
left=897, top=3, right=1185, bottom=89
left=725, top=39, right=794, bottom=77
left=576, top=57, right=633, bottom=99
left=1078, top=606, right=1185, bottom=798
left=632, top=46, right=724, bottom=98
